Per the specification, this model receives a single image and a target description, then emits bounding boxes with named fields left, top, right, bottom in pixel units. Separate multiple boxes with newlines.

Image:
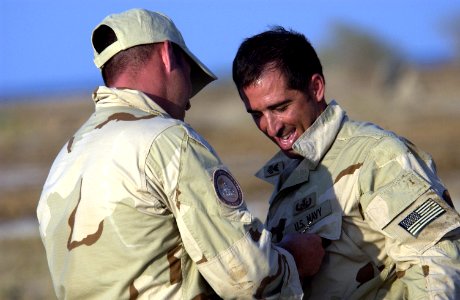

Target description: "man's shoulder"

left=341, top=119, right=395, bottom=140
left=334, top=118, right=410, bottom=162
left=145, top=120, right=216, bottom=155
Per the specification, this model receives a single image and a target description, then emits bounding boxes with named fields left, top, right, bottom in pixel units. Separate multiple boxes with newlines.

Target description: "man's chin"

left=281, top=149, right=303, bottom=159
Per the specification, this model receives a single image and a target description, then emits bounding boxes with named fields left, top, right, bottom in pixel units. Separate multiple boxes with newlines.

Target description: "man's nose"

left=265, top=114, right=280, bottom=137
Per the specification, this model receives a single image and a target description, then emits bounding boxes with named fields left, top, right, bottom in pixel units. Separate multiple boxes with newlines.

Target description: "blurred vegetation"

left=0, top=238, right=54, bottom=299
left=442, top=12, right=460, bottom=63
left=320, top=22, right=405, bottom=84
left=1, top=21, right=460, bottom=299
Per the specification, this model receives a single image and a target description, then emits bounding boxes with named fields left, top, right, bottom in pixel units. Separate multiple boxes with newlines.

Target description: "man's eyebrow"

left=267, top=99, right=291, bottom=110
left=246, top=99, right=291, bottom=114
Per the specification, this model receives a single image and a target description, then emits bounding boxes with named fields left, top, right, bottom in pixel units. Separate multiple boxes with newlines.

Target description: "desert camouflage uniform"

left=37, top=86, right=303, bottom=300
left=256, top=100, right=460, bottom=299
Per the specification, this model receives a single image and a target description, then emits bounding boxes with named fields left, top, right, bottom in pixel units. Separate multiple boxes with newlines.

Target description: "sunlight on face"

left=242, top=69, right=323, bottom=158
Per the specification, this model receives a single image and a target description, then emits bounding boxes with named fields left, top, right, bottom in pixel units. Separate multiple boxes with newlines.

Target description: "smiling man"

left=243, top=68, right=326, bottom=158
left=232, top=26, right=460, bottom=299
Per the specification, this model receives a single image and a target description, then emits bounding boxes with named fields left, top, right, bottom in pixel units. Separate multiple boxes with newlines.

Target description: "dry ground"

left=0, top=63, right=459, bottom=299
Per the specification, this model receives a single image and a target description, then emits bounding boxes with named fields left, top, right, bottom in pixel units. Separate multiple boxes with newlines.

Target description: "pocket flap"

left=366, top=172, right=430, bottom=229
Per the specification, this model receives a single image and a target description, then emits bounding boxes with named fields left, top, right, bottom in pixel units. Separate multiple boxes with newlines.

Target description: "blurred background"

left=1, top=0, right=460, bottom=298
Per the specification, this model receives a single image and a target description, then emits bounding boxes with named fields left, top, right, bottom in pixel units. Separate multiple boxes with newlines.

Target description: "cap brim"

left=182, top=49, right=217, bottom=97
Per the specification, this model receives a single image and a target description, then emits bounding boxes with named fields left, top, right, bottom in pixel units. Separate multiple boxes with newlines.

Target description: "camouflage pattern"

left=37, top=86, right=303, bottom=299
left=256, top=101, right=460, bottom=299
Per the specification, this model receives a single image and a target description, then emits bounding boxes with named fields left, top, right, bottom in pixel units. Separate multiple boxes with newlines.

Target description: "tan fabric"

left=37, top=87, right=302, bottom=299
left=257, top=101, right=460, bottom=299
left=92, top=9, right=216, bottom=97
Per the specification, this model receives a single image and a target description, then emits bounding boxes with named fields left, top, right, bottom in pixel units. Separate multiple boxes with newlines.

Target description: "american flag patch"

left=399, top=199, right=445, bottom=236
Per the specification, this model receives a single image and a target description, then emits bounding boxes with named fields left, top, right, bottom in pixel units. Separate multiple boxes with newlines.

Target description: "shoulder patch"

left=213, top=169, right=243, bottom=207
left=399, top=199, right=446, bottom=236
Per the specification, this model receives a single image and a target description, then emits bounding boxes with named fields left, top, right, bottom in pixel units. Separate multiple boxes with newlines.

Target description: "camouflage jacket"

left=37, top=87, right=302, bottom=299
left=256, top=100, right=460, bottom=299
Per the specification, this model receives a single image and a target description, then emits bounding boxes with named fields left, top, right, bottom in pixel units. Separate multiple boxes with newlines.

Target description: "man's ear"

left=160, top=40, right=175, bottom=73
left=310, top=74, right=325, bottom=102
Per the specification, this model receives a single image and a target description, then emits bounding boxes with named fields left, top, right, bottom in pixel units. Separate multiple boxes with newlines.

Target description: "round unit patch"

left=213, top=169, right=243, bottom=207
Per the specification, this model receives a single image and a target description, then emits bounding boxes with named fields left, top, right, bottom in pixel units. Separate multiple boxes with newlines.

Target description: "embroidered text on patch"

left=399, top=199, right=445, bottom=236
left=291, top=199, right=333, bottom=233
left=214, top=169, right=243, bottom=207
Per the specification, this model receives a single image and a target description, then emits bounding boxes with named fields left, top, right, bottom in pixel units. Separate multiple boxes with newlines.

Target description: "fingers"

left=277, top=233, right=325, bottom=278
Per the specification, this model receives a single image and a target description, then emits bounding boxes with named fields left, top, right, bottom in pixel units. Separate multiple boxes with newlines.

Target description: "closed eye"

left=274, top=105, right=288, bottom=113
left=268, top=99, right=291, bottom=114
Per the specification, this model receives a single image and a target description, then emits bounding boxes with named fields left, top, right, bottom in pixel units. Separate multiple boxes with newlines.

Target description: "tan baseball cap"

left=92, top=8, right=217, bottom=97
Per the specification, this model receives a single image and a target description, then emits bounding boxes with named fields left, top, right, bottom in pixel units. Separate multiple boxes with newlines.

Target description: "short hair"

left=92, top=23, right=189, bottom=86
left=92, top=24, right=156, bottom=86
left=232, top=26, right=324, bottom=93
left=102, top=44, right=156, bottom=86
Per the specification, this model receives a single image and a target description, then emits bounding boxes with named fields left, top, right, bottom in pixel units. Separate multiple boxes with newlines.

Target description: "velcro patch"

left=213, top=169, right=243, bottom=207
left=293, top=193, right=316, bottom=216
left=291, top=199, right=333, bottom=233
left=399, top=199, right=446, bottom=236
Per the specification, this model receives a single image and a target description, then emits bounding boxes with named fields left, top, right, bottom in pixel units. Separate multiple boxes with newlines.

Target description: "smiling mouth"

left=275, top=130, right=298, bottom=151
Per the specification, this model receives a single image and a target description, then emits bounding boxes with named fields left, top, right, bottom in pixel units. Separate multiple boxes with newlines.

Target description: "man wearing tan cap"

left=37, top=8, right=324, bottom=299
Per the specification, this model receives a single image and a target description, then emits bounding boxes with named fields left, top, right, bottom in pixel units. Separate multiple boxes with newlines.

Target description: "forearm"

left=196, top=228, right=303, bottom=299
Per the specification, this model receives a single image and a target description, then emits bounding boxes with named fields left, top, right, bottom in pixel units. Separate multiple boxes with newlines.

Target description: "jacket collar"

left=92, top=86, right=169, bottom=117
left=292, top=100, right=345, bottom=168
left=256, top=101, right=346, bottom=190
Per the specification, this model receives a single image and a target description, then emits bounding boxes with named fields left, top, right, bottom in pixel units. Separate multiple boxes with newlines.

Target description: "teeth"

left=281, top=132, right=292, bottom=140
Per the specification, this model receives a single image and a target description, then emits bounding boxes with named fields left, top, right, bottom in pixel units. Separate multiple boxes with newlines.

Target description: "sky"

left=1, top=0, right=459, bottom=98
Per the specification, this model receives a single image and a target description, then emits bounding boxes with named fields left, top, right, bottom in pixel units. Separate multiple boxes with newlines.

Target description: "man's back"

left=37, top=87, right=217, bottom=299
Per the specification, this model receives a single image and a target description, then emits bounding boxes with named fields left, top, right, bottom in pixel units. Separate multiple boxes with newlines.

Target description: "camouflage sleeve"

left=360, top=137, right=460, bottom=298
left=146, top=124, right=303, bottom=299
